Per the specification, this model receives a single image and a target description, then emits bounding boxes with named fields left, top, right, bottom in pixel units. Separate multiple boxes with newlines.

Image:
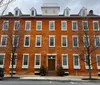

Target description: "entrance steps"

left=47, top=71, right=57, bottom=76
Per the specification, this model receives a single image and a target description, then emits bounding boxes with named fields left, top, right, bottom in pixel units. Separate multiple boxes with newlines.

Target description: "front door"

left=48, top=56, right=55, bottom=71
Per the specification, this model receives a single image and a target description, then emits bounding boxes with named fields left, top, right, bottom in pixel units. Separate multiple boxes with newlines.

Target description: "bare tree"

left=74, top=18, right=100, bottom=79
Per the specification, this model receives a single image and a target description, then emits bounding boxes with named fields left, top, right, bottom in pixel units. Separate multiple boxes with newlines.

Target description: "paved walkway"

left=4, top=75, right=100, bottom=81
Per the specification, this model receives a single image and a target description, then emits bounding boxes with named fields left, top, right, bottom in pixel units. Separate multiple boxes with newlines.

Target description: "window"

left=15, top=10, right=18, bottom=16
left=10, top=54, right=17, bottom=68
left=1, top=35, right=7, bottom=47
left=0, top=53, right=5, bottom=68
left=72, top=36, right=78, bottom=47
left=93, top=21, right=99, bottom=31
left=49, top=35, right=55, bottom=47
left=36, top=35, right=42, bottom=47
left=61, top=21, right=67, bottom=30
left=82, top=21, right=88, bottom=31
left=96, top=54, right=100, bottom=69
left=62, top=54, right=68, bottom=69
left=2, top=21, right=9, bottom=30
left=84, top=36, right=89, bottom=47
left=14, top=21, right=20, bottom=30
left=22, top=54, right=29, bottom=68
left=13, top=35, right=19, bottom=47
left=61, top=35, right=67, bottom=47
left=25, top=21, right=31, bottom=30
left=85, top=54, right=92, bottom=69
left=36, top=21, right=42, bottom=31
left=31, top=10, right=34, bottom=16
left=72, top=21, right=78, bottom=31
left=49, top=21, right=55, bottom=31
left=34, top=54, right=41, bottom=68
left=73, top=54, right=80, bottom=69
left=24, top=35, right=30, bottom=47
left=94, top=36, right=100, bottom=47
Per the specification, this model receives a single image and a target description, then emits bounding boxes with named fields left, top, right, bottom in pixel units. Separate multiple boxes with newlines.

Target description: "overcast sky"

left=6, top=0, right=100, bottom=15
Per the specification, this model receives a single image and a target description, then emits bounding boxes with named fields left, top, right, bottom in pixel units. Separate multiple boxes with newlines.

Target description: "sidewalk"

left=4, top=75, right=100, bottom=81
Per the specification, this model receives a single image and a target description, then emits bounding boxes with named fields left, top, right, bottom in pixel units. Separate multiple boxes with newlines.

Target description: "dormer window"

left=31, top=10, right=34, bottom=16
left=30, top=7, right=37, bottom=16
left=14, top=7, right=22, bottom=16
left=79, top=7, right=87, bottom=16
left=15, top=10, right=18, bottom=16
left=64, top=7, right=70, bottom=16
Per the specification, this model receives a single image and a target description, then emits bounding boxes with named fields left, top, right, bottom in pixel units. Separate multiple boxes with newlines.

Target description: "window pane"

left=73, top=22, right=77, bottom=30
left=2, top=36, right=7, bottom=46
left=25, top=36, right=29, bottom=46
left=62, top=21, right=66, bottom=30
left=84, top=36, right=89, bottom=47
left=13, top=36, right=18, bottom=46
left=37, top=21, right=42, bottom=30
left=83, top=21, right=88, bottom=30
left=15, top=21, right=20, bottom=30
left=50, top=37, right=54, bottom=46
left=37, top=37, right=40, bottom=46
left=62, top=37, right=67, bottom=46
left=97, top=56, right=100, bottom=66
left=95, top=37, right=100, bottom=47
left=74, top=55, right=79, bottom=66
left=63, top=55, right=67, bottom=65
left=26, top=21, right=30, bottom=30
left=0, top=55, right=4, bottom=65
left=3, top=21, right=8, bottom=30
left=73, top=37, right=78, bottom=47
left=94, top=22, right=98, bottom=30
left=50, top=21, right=54, bottom=30
left=36, top=55, right=40, bottom=65
left=23, top=55, right=28, bottom=65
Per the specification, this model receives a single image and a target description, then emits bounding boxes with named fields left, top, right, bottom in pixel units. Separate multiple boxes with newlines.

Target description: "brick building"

left=0, top=3, right=100, bottom=76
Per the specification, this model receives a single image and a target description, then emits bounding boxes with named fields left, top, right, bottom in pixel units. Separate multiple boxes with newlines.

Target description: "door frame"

left=47, top=54, right=57, bottom=71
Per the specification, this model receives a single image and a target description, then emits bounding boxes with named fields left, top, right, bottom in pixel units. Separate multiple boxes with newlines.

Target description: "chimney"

left=89, top=10, right=93, bottom=15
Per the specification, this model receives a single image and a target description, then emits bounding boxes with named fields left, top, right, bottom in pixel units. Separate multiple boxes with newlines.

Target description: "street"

left=0, top=80, right=100, bottom=85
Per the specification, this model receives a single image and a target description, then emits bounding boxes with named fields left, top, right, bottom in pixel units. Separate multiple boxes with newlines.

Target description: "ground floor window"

left=62, top=54, right=68, bottom=69
left=0, top=53, right=5, bottom=68
left=34, top=54, right=41, bottom=68
left=96, top=54, right=100, bottom=69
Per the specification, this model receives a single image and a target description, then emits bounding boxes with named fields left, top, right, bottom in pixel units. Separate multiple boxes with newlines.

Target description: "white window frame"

left=61, top=35, right=68, bottom=47
left=14, top=20, right=20, bottom=30
left=36, top=21, right=42, bottom=31
left=25, top=21, right=31, bottom=31
left=35, top=35, right=42, bottom=47
left=2, top=20, right=9, bottom=30
left=83, top=35, right=89, bottom=47
left=9, top=53, right=17, bottom=68
left=72, top=35, right=79, bottom=47
left=96, top=54, right=100, bottom=69
left=72, top=21, right=78, bottom=31
left=34, top=54, right=41, bottom=69
left=12, top=35, right=19, bottom=47
left=82, top=21, right=88, bottom=31
left=49, top=21, right=55, bottom=31
left=73, top=54, right=80, bottom=69
left=0, top=53, right=5, bottom=68
left=61, top=21, right=67, bottom=31
left=94, top=35, right=100, bottom=47
left=22, top=53, right=29, bottom=68
left=49, top=35, right=55, bottom=47
left=93, top=21, right=99, bottom=31
left=0, top=35, right=7, bottom=47
left=85, top=54, right=92, bottom=69
left=24, top=35, right=30, bottom=47
left=62, top=54, right=68, bottom=69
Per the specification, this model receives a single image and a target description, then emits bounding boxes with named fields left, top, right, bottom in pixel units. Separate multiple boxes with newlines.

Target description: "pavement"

left=2, top=75, right=100, bottom=82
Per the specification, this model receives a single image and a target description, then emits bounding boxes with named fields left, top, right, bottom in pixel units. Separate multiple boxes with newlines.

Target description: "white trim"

left=0, top=35, right=7, bottom=47
left=72, top=21, right=78, bottom=31
left=73, top=54, right=80, bottom=69
left=85, top=54, right=92, bottom=69
left=25, top=21, right=31, bottom=31
left=61, top=21, right=67, bottom=31
left=36, top=21, right=42, bottom=31
left=61, top=35, right=68, bottom=47
left=47, top=54, right=57, bottom=56
left=49, top=21, right=55, bottom=31
left=2, top=20, right=9, bottom=30
left=14, top=20, right=20, bottom=30
left=9, top=53, right=17, bottom=68
left=93, top=21, right=99, bottom=31
left=35, top=35, right=42, bottom=47
left=82, top=21, right=88, bottom=31
left=62, top=54, right=68, bottom=69
left=22, top=53, right=29, bottom=68
left=83, top=35, right=89, bottom=47
left=72, top=35, right=79, bottom=47
left=96, top=54, right=100, bottom=69
left=0, top=53, right=5, bottom=68
left=24, top=35, right=30, bottom=47
left=49, top=35, right=55, bottom=47
left=34, top=54, right=41, bottom=69
left=94, top=35, right=100, bottom=47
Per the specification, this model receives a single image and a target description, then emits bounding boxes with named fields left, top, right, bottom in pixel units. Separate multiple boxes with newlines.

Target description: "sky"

left=5, top=0, right=100, bottom=15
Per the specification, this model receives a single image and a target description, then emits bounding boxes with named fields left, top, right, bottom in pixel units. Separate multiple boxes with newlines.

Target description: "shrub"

left=40, top=65, right=46, bottom=76
left=57, top=66, right=64, bottom=76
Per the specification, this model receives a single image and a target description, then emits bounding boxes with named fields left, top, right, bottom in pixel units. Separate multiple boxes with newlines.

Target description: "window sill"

left=85, top=66, right=92, bottom=69
left=62, top=66, right=68, bottom=69
left=24, top=46, right=30, bottom=47
left=34, top=66, right=40, bottom=69
left=22, top=66, right=28, bottom=69
left=9, top=65, right=16, bottom=68
left=0, top=65, right=4, bottom=68
left=74, top=66, right=80, bottom=69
